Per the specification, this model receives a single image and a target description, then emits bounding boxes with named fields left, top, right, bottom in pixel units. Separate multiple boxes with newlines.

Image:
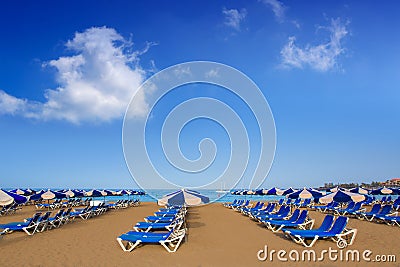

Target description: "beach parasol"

left=85, top=189, right=106, bottom=204
left=30, top=189, right=66, bottom=201
left=349, top=187, right=369, bottom=195
left=63, top=189, right=85, bottom=198
left=370, top=187, right=394, bottom=195
left=0, top=189, right=28, bottom=206
left=255, top=189, right=268, bottom=195
left=10, top=188, right=29, bottom=196
left=85, top=189, right=104, bottom=198
left=390, top=188, right=400, bottom=195
left=287, top=188, right=324, bottom=199
left=328, top=186, right=348, bottom=193
left=319, top=189, right=366, bottom=204
left=282, top=187, right=295, bottom=195
left=256, top=187, right=284, bottom=196
left=157, top=189, right=209, bottom=206
left=100, top=189, right=116, bottom=201
left=30, top=189, right=67, bottom=210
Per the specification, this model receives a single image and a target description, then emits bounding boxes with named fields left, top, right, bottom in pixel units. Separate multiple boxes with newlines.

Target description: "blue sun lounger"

left=134, top=218, right=184, bottom=232
left=145, top=215, right=179, bottom=223
left=365, top=205, right=393, bottom=221
left=310, top=201, right=339, bottom=213
left=264, top=210, right=314, bottom=232
left=392, top=197, right=400, bottom=211
left=47, top=209, right=65, bottom=229
left=262, top=209, right=300, bottom=225
left=353, top=203, right=381, bottom=220
left=154, top=209, right=183, bottom=217
left=298, top=199, right=311, bottom=208
left=225, top=199, right=243, bottom=208
left=249, top=203, right=276, bottom=219
left=117, top=228, right=186, bottom=252
left=242, top=202, right=265, bottom=216
left=35, top=211, right=52, bottom=232
left=0, top=212, right=42, bottom=235
left=256, top=205, right=291, bottom=222
left=283, top=215, right=357, bottom=248
left=223, top=199, right=238, bottom=208
left=232, top=200, right=251, bottom=211
left=240, top=202, right=263, bottom=214
left=334, top=202, right=364, bottom=216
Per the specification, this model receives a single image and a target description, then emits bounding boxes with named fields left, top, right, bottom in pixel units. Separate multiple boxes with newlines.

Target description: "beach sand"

left=0, top=202, right=398, bottom=266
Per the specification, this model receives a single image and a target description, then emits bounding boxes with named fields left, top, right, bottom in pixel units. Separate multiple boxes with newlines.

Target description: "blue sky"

left=0, top=0, right=399, bottom=189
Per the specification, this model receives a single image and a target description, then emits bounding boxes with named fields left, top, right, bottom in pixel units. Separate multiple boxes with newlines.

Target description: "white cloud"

left=0, top=26, right=150, bottom=123
left=280, top=18, right=349, bottom=72
left=0, top=91, right=27, bottom=115
left=261, top=0, right=285, bottom=22
left=222, top=7, right=247, bottom=31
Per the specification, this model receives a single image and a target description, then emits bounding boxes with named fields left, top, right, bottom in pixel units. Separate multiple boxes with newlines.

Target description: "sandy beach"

left=0, top=202, right=398, bottom=267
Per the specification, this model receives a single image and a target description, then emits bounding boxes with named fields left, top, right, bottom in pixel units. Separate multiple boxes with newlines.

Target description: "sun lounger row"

left=0, top=202, right=21, bottom=216
left=0, top=202, right=112, bottom=237
left=117, top=206, right=187, bottom=253
left=225, top=200, right=358, bottom=248
left=311, top=201, right=400, bottom=227
left=109, top=199, right=140, bottom=209
left=36, top=199, right=63, bottom=210
left=71, top=203, right=109, bottom=220
left=374, top=196, right=400, bottom=205
left=0, top=208, right=74, bottom=236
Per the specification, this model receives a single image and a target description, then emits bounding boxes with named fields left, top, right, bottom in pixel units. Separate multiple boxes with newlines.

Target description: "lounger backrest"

left=393, top=198, right=400, bottom=208
left=369, top=204, right=381, bottom=214
left=295, top=210, right=308, bottom=224
left=54, top=209, right=64, bottom=218
left=268, top=203, right=276, bottom=212
left=275, top=205, right=287, bottom=214
left=278, top=199, right=284, bottom=205
left=347, top=202, right=355, bottom=210
left=40, top=211, right=52, bottom=221
left=352, top=202, right=362, bottom=211
left=288, top=209, right=300, bottom=222
left=379, top=205, right=392, bottom=215
left=278, top=206, right=291, bottom=217
left=27, top=213, right=42, bottom=225
left=63, top=208, right=72, bottom=216
left=328, top=216, right=348, bottom=235
left=318, top=215, right=334, bottom=231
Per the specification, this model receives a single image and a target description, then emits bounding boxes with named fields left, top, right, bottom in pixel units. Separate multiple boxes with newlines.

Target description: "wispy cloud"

left=260, top=0, right=285, bottom=22
left=0, top=26, right=151, bottom=123
left=222, top=7, right=247, bottom=31
left=280, top=18, right=349, bottom=72
left=0, top=91, right=27, bottom=115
